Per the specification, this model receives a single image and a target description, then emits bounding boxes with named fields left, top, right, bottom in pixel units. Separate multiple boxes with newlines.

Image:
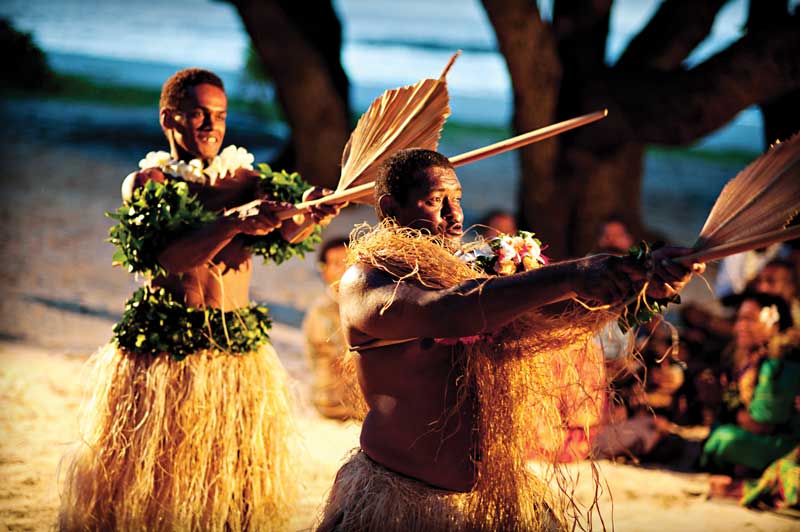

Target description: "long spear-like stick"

left=225, top=110, right=608, bottom=220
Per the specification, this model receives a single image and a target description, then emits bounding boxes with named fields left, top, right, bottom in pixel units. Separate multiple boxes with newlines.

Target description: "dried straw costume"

left=318, top=223, right=616, bottom=532
left=58, top=157, right=317, bottom=531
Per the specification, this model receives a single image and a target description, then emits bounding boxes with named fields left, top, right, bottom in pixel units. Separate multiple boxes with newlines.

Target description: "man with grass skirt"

left=317, top=148, right=704, bottom=531
left=59, top=68, right=342, bottom=531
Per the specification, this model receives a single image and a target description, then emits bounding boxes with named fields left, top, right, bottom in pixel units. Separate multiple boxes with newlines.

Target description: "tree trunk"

left=483, top=0, right=800, bottom=258
left=481, top=0, right=566, bottom=255
left=232, top=0, right=349, bottom=188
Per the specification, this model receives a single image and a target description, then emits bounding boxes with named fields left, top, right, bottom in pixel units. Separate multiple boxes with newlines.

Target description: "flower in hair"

left=759, top=304, right=780, bottom=329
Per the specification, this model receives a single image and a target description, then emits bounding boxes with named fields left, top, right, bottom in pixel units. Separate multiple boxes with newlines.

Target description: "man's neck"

left=168, top=136, right=212, bottom=166
left=173, top=147, right=210, bottom=166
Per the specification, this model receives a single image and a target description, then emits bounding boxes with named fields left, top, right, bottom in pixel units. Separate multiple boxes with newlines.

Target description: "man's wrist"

left=217, top=215, right=243, bottom=238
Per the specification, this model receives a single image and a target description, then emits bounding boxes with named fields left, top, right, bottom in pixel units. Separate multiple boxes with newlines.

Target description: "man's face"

left=164, top=83, right=227, bottom=161
left=756, top=265, right=796, bottom=303
left=598, top=221, right=633, bottom=253
left=321, top=245, right=348, bottom=286
left=734, top=300, right=776, bottom=350
left=391, top=166, right=464, bottom=244
left=484, top=213, right=517, bottom=239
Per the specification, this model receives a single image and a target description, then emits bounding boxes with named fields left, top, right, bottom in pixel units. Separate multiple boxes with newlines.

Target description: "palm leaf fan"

left=335, top=51, right=459, bottom=202
left=683, top=133, right=800, bottom=263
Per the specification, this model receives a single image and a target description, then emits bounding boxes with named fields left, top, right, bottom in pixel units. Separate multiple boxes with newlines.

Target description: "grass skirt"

left=59, top=342, right=297, bottom=531
left=317, top=451, right=562, bottom=532
left=336, top=222, right=617, bottom=528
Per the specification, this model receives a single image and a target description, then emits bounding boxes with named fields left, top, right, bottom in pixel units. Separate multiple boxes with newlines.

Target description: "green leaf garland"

left=243, top=163, right=322, bottom=265
left=106, top=179, right=216, bottom=277
left=114, top=286, right=272, bottom=360
left=107, top=165, right=322, bottom=277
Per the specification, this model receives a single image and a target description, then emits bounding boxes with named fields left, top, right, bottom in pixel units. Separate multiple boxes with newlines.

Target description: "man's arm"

left=341, top=250, right=700, bottom=343
left=277, top=186, right=344, bottom=244
left=157, top=202, right=282, bottom=274
left=122, top=169, right=283, bottom=274
left=341, top=257, right=613, bottom=341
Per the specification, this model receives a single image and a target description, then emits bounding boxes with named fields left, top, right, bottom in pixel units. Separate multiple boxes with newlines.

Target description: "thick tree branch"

left=748, top=0, right=798, bottom=146
left=593, top=17, right=800, bottom=147
left=232, top=0, right=349, bottom=188
left=616, top=0, right=727, bottom=71
left=552, top=0, right=611, bottom=76
left=747, top=0, right=788, bottom=31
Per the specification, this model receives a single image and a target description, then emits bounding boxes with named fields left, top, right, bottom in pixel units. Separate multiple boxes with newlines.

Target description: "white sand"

left=0, top=142, right=795, bottom=530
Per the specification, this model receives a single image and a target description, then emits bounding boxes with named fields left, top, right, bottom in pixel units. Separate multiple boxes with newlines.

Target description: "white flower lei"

left=138, top=145, right=255, bottom=185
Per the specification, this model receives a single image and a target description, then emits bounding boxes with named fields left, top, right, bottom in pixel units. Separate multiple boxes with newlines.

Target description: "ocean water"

left=4, top=0, right=789, bottom=246
left=1, top=0, right=771, bottom=151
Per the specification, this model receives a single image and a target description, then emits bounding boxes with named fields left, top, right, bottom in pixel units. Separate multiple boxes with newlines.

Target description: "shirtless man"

left=60, top=68, right=341, bottom=531
left=318, top=148, right=702, bottom=530
left=123, top=69, right=334, bottom=307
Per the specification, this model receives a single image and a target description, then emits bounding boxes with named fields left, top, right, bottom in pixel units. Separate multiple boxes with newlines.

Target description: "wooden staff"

left=225, top=110, right=609, bottom=221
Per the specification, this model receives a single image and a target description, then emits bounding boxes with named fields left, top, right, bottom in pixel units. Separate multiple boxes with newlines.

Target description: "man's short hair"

left=374, top=149, right=453, bottom=214
left=318, top=236, right=349, bottom=265
left=160, top=68, right=224, bottom=110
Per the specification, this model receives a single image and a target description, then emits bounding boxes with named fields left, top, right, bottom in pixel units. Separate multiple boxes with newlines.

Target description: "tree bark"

left=482, top=0, right=800, bottom=257
left=616, top=0, right=727, bottom=71
left=481, top=0, right=567, bottom=254
left=232, top=0, right=349, bottom=188
left=748, top=0, right=800, bottom=146
left=608, top=18, right=800, bottom=147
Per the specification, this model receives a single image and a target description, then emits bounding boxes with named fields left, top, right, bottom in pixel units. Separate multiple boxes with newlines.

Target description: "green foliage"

left=618, top=241, right=681, bottom=331
left=107, top=180, right=217, bottom=278
left=0, top=18, right=54, bottom=90
left=114, top=287, right=272, bottom=360
left=244, top=163, right=322, bottom=265
left=107, top=166, right=321, bottom=275
left=51, top=73, right=161, bottom=107
left=243, top=43, right=271, bottom=83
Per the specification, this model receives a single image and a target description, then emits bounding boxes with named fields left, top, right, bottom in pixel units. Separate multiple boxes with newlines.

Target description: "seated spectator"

left=714, top=244, right=789, bottom=300
left=592, top=322, right=688, bottom=463
left=303, top=237, right=357, bottom=420
left=700, top=293, right=800, bottom=475
left=594, top=216, right=634, bottom=254
left=753, top=258, right=800, bottom=325
left=739, top=445, right=799, bottom=509
left=475, top=209, right=517, bottom=239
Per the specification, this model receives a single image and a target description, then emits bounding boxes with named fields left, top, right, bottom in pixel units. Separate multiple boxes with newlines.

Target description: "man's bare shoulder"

left=339, top=263, right=396, bottom=297
left=121, top=167, right=167, bottom=202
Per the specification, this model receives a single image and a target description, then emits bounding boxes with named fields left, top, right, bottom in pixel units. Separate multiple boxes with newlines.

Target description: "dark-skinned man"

left=60, top=68, right=342, bottom=531
left=317, top=148, right=704, bottom=531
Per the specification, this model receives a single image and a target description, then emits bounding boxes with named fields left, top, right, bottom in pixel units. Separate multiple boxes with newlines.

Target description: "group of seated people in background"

left=303, top=210, right=800, bottom=512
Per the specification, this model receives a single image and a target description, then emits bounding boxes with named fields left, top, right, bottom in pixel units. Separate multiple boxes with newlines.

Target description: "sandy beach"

left=0, top=99, right=795, bottom=531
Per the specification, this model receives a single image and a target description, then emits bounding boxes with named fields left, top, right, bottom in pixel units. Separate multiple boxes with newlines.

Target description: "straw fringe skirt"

left=59, top=342, right=297, bottom=532
left=316, top=451, right=562, bottom=532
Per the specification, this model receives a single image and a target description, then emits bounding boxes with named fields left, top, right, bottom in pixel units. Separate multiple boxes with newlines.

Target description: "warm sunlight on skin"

left=162, top=83, right=228, bottom=163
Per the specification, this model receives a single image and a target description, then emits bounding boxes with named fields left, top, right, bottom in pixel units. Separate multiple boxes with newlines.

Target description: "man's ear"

left=377, top=194, right=399, bottom=219
left=160, top=108, right=177, bottom=131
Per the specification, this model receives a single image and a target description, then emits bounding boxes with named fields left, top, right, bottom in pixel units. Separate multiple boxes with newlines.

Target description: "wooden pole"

left=449, top=109, right=607, bottom=167
left=248, top=109, right=609, bottom=220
